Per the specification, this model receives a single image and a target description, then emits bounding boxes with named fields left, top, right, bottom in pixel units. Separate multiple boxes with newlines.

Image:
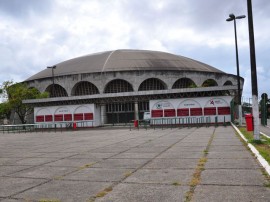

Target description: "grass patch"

left=104, top=186, right=113, bottom=192
left=185, top=156, right=208, bottom=200
left=189, top=176, right=200, bottom=187
left=124, top=171, right=133, bottom=178
left=95, top=191, right=107, bottom=198
left=199, top=157, right=207, bottom=164
left=53, top=176, right=63, bottom=180
left=79, top=163, right=95, bottom=170
left=39, top=199, right=61, bottom=202
left=264, top=182, right=270, bottom=188
left=172, top=181, right=181, bottom=186
left=95, top=186, right=113, bottom=198
left=238, top=127, right=270, bottom=165
left=185, top=129, right=215, bottom=202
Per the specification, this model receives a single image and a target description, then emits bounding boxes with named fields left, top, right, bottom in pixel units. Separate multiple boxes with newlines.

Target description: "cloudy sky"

left=0, top=0, right=269, bottom=101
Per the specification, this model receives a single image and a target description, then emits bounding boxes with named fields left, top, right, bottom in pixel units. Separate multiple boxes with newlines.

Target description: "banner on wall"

left=35, top=104, right=95, bottom=123
left=149, top=96, right=233, bottom=122
left=151, top=101, right=175, bottom=117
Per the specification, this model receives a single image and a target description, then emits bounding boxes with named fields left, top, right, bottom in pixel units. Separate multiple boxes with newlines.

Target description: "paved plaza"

left=0, top=126, right=269, bottom=202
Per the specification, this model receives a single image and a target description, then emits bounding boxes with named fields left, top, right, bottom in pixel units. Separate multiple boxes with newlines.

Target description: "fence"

left=130, top=116, right=230, bottom=130
left=1, top=116, right=230, bottom=133
left=0, top=120, right=94, bottom=133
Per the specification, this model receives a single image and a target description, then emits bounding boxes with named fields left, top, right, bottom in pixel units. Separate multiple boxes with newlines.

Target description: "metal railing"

left=130, top=116, right=230, bottom=130
left=0, top=121, right=95, bottom=133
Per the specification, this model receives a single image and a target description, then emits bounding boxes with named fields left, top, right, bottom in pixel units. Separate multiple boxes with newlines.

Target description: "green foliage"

left=0, top=81, right=48, bottom=124
left=0, top=81, right=13, bottom=99
left=249, top=139, right=263, bottom=144
left=201, top=79, right=217, bottom=87
left=0, top=102, right=12, bottom=119
left=188, top=83, right=197, bottom=88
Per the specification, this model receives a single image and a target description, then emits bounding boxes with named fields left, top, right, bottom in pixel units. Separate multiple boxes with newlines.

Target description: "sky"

left=0, top=0, right=269, bottom=102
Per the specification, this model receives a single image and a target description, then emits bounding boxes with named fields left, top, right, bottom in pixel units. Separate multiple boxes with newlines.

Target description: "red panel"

left=218, top=107, right=231, bottom=115
left=36, top=115, right=44, bottom=122
left=64, top=114, right=72, bottom=121
left=151, top=110, right=163, bottom=118
left=45, top=115, right=52, bottom=122
left=177, top=108, right=189, bottom=116
left=84, top=113, right=93, bottom=120
left=190, top=108, right=203, bottom=116
left=54, top=114, right=63, bottom=121
left=164, top=109, right=175, bottom=117
left=74, top=113, right=84, bottom=121
left=204, top=107, right=216, bottom=115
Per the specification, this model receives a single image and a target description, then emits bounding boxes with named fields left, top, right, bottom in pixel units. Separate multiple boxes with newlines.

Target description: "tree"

left=0, top=81, right=48, bottom=124
left=0, top=81, right=13, bottom=101
left=0, top=102, right=12, bottom=120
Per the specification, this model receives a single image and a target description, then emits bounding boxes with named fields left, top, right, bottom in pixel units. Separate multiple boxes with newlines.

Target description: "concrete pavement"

left=0, top=126, right=269, bottom=201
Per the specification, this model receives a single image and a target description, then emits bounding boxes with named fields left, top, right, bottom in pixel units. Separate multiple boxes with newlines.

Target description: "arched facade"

left=202, top=79, right=218, bottom=87
left=24, top=49, right=244, bottom=126
left=72, top=81, right=99, bottom=96
left=104, top=79, right=133, bottom=93
left=172, top=78, right=197, bottom=89
left=224, top=80, right=233, bottom=86
left=138, top=78, right=166, bottom=91
left=45, top=84, right=68, bottom=98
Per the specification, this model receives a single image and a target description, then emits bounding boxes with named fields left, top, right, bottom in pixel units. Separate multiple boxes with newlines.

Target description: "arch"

left=177, top=99, right=202, bottom=117
left=45, top=84, right=68, bottom=97
left=138, top=78, right=166, bottom=91
left=72, top=81, right=99, bottom=96
left=177, top=99, right=202, bottom=109
left=74, top=105, right=94, bottom=121
left=201, top=79, right=218, bottom=87
left=104, top=79, right=133, bottom=93
left=223, top=80, right=233, bottom=86
left=172, top=78, right=197, bottom=89
left=54, top=107, right=71, bottom=115
left=35, top=108, right=52, bottom=122
left=36, top=108, right=51, bottom=116
left=74, top=105, right=92, bottom=114
left=54, top=107, right=71, bottom=122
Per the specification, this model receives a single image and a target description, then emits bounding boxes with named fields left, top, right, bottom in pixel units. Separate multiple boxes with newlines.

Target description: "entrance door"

left=106, top=103, right=134, bottom=124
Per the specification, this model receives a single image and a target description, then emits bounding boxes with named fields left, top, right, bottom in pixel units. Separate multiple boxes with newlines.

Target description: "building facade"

left=23, top=49, right=243, bottom=126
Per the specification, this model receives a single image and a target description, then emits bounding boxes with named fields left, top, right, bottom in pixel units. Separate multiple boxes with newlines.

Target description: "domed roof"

left=25, top=49, right=224, bottom=81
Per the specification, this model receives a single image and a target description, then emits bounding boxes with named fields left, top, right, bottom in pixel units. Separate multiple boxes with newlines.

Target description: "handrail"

left=0, top=120, right=95, bottom=133
left=129, top=116, right=229, bottom=130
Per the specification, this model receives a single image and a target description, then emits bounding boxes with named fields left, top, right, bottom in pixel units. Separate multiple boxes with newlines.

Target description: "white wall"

left=34, top=104, right=100, bottom=127
left=149, top=96, right=233, bottom=124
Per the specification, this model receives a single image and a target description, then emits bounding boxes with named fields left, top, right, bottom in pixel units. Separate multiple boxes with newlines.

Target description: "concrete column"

left=100, top=104, right=107, bottom=125
left=134, top=101, right=139, bottom=120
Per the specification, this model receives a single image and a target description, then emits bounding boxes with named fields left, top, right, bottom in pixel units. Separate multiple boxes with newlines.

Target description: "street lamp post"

left=226, top=13, right=246, bottom=126
left=47, top=65, right=56, bottom=97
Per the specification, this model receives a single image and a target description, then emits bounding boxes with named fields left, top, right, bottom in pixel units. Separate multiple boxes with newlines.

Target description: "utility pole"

left=247, top=0, right=260, bottom=140
left=226, top=14, right=245, bottom=126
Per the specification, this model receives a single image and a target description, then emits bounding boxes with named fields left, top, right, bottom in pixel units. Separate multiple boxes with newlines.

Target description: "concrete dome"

left=26, top=49, right=224, bottom=81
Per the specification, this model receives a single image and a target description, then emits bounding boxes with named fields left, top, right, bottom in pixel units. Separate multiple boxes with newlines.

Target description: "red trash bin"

left=73, top=122, right=77, bottom=129
left=245, top=114, right=253, bottom=131
left=134, top=120, right=138, bottom=127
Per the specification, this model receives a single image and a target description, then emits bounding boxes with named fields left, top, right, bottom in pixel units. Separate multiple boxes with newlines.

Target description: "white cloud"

left=0, top=0, right=269, bottom=98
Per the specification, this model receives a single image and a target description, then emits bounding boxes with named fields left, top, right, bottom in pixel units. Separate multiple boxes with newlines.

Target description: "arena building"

left=23, top=49, right=244, bottom=126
